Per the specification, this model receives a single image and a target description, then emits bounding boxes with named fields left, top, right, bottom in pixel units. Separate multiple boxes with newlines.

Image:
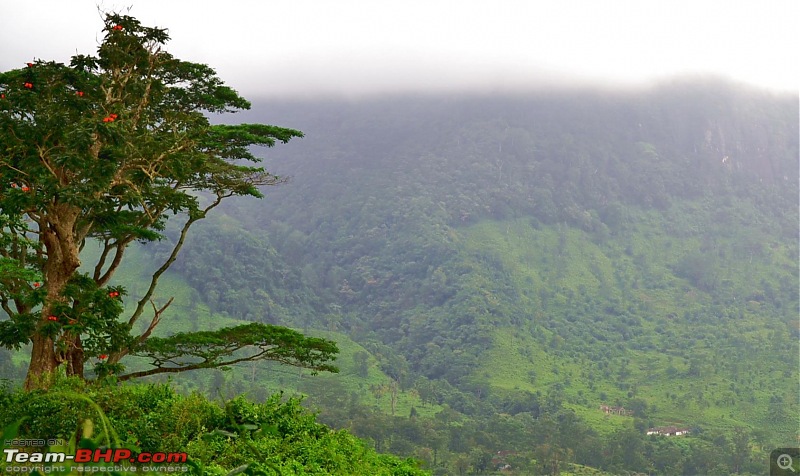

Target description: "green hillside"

left=5, top=80, right=797, bottom=474
left=199, top=81, right=797, bottom=474
left=73, top=242, right=440, bottom=420
left=462, top=215, right=796, bottom=440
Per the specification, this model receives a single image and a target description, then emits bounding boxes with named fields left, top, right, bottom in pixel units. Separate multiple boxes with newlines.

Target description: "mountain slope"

left=88, top=80, right=798, bottom=473
left=213, top=81, right=796, bottom=411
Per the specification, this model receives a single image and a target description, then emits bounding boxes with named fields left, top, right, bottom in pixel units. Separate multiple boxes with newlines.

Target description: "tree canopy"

left=0, top=13, right=334, bottom=389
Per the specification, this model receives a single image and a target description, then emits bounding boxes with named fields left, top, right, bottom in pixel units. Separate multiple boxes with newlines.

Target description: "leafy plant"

left=0, top=379, right=427, bottom=475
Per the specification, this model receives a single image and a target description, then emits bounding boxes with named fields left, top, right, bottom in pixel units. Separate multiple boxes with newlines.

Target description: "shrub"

left=0, top=377, right=426, bottom=475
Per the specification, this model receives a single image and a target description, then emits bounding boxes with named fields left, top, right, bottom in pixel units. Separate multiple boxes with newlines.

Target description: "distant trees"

left=534, top=443, right=573, bottom=475
left=674, top=251, right=719, bottom=291
left=353, top=350, right=370, bottom=378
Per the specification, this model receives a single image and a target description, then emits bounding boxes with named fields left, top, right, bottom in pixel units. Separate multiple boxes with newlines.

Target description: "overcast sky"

left=1, top=1, right=797, bottom=98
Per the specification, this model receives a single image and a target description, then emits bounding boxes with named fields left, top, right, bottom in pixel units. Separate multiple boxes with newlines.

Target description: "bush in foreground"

left=0, top=377, right=426, bottom=475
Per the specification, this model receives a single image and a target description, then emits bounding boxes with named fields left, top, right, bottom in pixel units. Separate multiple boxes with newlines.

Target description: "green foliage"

left=0, top=379, right=426, bottom=475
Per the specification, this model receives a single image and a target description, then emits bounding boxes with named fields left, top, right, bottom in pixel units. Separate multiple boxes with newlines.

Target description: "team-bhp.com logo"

left=3, top=447, right=188, bottom=472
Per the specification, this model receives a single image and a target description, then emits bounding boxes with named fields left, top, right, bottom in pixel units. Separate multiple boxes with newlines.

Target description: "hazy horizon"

left=1, top=0, right=797, bottom=99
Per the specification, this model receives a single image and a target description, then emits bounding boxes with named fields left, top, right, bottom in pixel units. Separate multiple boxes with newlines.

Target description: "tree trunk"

left=66, top=334, right=85, bottom=379
left=25, top=210, right=82, bottom=390
left=24, top=334, right=59, bottom=390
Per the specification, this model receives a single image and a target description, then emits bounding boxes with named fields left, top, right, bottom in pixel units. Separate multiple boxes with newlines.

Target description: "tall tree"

left=0, top=13, right=335, bottom=389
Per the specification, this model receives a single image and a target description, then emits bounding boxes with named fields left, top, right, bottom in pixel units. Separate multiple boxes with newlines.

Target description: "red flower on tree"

left=23, top=82, right=33, bottom=89
left=112, top=25, right=123, bottom=31
left=76, top=91, right=84, bottom=97
left=47, top=316, right=58, bottom=321
left=99, top=354, right=108, bottom=360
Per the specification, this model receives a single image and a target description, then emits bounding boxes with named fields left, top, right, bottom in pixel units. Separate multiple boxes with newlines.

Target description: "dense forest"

left=3, top=79, right=798, bottom=474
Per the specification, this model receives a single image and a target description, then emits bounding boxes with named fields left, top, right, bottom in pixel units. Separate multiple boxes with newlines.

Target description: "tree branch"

left=110, top=297, right=171, bottom=364
left=95, top=237, right=133, bottom=287
left=92, top=237, right=114, bottom=281
left=127, top=193, right=224, bottom=329
left=115, top=323, right=338, bottom=381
